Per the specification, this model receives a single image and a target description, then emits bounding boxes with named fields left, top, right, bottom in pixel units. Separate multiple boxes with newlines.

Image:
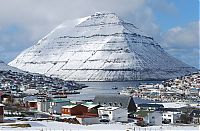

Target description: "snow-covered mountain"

left=9, top=12, right=197, bottom=81
left=0, top=60, right=23, bottom=72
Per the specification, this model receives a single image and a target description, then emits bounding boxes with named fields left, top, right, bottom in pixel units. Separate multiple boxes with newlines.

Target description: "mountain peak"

left=9, top=12, right=197, bottom=81
left=77, top=12, right=124, bottom=27
left=92, top=12, right=119, bottom=18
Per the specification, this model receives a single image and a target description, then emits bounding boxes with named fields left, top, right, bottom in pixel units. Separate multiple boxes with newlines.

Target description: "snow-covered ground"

left=0, top=121, right=199, bottom=131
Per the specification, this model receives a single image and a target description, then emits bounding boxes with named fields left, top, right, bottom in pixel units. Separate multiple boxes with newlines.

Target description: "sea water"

left=67, top=81, right=162, bottom=103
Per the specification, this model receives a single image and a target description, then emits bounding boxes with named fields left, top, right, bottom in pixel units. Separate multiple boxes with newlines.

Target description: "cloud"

left=147, top=0, right=177, bottom=15
left=163, top=21, right=199, bottom=68
left=164, top=21, right=199, bottom=48
left=0, top=0, right=145, bottom=45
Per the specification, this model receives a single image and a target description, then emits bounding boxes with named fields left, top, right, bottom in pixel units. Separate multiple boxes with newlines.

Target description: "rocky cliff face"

left=9, top=12, right=197, bottom=81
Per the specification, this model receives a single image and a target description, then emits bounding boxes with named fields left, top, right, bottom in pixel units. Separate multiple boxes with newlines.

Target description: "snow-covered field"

left=0, top=121, right=199, bottom=131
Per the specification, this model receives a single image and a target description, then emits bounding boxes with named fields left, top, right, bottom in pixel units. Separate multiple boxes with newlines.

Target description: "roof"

left=62, top=104, right=77, bottom=108
left=0, top=104, right=5, bottom=106
left=82, top=102, right=99, bottom=109
left=190, top=109, right=200, bottom=117
left=138, top=103, right=164, bottom=108
left=28, top=100, right=37, bottom=102
left=60, top=115, right=76, bottom=119
left=155, top=102, right=188, bottom=109
left=163, top=111, right=181, bottom=115
left=155, top=108, right=179, bottom=112
left=98, top=106, right=120, bottom=111
left=93, top=94, right=133, bottom=109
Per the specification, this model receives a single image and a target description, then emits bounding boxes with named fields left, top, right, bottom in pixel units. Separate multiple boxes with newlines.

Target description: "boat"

left=112, top=86, right=118, bottom=90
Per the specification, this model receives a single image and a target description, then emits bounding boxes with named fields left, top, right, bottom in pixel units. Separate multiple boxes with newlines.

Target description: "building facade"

left=98, top=106, right=128, bottom=122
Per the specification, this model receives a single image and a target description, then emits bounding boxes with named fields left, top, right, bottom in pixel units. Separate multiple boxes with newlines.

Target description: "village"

left=120, top=72, right=200, bottom=103
left=0, top=70, right=87, bottom=98
left=0, top=70, right=199, bottom=130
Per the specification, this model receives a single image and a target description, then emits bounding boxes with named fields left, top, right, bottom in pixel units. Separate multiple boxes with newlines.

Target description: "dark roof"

left=93, top=94, right=136, bottom=112
left=138, top=103, right=164, bottom=108
left=190, top=109, right=200, bottom=117
left=155, top=108, right=179, bottom=112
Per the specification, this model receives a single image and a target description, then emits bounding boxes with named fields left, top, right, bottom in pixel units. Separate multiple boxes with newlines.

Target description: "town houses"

left=120, top=72, right=200, bottom=103
left=0, top=70, right=199, bottom=127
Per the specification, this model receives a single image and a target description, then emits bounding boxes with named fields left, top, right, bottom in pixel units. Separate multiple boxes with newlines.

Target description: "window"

left=109, top=103, right=112, bottom=106
left=119, top=103, right=122, bottom=107
left=168, top=115, right=171, bottom=117
left=152, top=116, right=155, bottom=119
left=114, top=102, right=117, bottom=106
left=109, top=111, right=111, bottom=114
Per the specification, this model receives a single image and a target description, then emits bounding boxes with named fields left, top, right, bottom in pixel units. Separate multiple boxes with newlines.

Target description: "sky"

left=0, top=0, right=199, bottom=69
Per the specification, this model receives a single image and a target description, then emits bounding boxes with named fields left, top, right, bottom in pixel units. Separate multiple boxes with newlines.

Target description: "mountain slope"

left=9, top=12, right=198, bottom=81
left=0, top=60, right=24, bottom=73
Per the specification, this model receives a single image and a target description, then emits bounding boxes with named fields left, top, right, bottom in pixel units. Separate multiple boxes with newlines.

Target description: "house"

left=98, top=106, right=128, bottom=122
left=162, top=111, right=181, bottom=124
left=26, top=100, right=37, bottom=110
left=24, top=96, right=38, bottom=109
left=0, top=104, right=4, bottom=123
left=37, top=99, right=71, bottom=114
left=82, top=102, right=101, bottom=114
left=1, top=94, right=12, bottom=104
left=93, top=95, right=137, bottom=112
left=48, top=99, right=70, bottom=114
left=62, top=104, right=88, bottom=116
left=190, top=109, right=200, bottom=124
left=37, top=100, right=50, bottom=113
left=144, top=111, right=162, bottom=125
left=137, top=103, right=164, bottom=111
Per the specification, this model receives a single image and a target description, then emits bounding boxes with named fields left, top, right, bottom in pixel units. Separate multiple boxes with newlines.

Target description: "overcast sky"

left=0, top=0, right=199, bottom=68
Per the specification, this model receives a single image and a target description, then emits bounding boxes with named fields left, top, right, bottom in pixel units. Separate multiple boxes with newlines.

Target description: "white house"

left=144, top=111, right=162, bottom=125
left=48, top=99, right=70, bottom=114
left=162, top=111, right=181, bottom=124
left=37, top=99, right=70, bottom=114
left=98, top=107, right=127, bottom=122
left=37, top=101, right=50, bottom=112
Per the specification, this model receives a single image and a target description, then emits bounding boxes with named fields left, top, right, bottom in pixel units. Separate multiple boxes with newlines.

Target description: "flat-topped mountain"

left=9, top=12, right=197, bottom=81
